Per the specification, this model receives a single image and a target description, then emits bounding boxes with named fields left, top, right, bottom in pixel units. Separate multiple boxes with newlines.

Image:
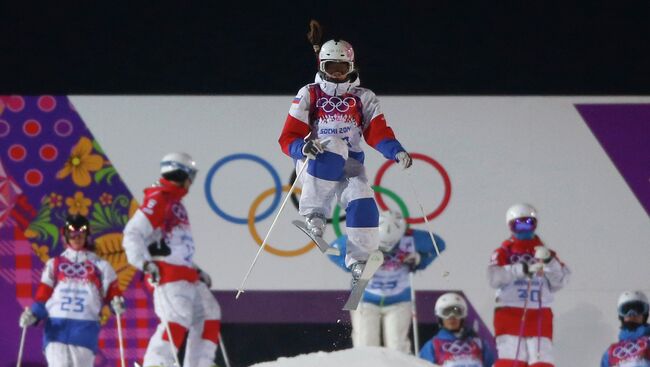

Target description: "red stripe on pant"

left=202, top=319, right=221, bottom=344
left=162, top=322, right=188, bottom=349
left=494, top=307, right=553, bottom=339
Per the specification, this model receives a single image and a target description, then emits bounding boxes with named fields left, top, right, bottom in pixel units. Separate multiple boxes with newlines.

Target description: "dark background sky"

left=2, top=1, right=649, bottom=95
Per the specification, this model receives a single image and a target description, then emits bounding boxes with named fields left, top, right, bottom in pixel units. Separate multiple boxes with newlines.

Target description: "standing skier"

left=123, top=152, right=221, bottom=367
left=328, top=210, right=444, bottom=353
left=487, top=203, right=570, bottom=367
left=19, top=214, right=125, bottom=367
left=278, top=27, right=412, bottom=284
left=419, top=292, right=495, bottom=366
left=601, top=291, right=650, bottom=366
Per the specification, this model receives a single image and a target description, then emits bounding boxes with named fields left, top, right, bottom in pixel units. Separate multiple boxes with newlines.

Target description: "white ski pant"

left=350, top=301, right=412, bottom=354
left=297, top=137, right=379, bottom=267
left=144, top=280, right=222, bottom=367
left=44, top=342, right=94, bottom=367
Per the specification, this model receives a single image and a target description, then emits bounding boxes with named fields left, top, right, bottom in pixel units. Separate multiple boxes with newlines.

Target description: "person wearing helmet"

left=19, top=214, right=125, bottom=366
left=122, top=152, right=222, bottom=367
left=327, top=210, right=445, bottom=353
left=487, top=204, right=571, bottom=367
left=279, top=35, right=413, bottom=286
left=419, top=292, right=495, bottom=366
left=601, top=291, right=650, bottom=366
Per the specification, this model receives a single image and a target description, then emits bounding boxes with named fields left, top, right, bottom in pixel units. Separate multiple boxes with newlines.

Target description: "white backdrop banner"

left=71, top=96, right=650, bottom=366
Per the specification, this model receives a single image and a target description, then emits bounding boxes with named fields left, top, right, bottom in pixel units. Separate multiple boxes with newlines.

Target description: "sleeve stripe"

left=363, top=114, right=396, bottom=148
left=279, top=114, right=310, bottom=156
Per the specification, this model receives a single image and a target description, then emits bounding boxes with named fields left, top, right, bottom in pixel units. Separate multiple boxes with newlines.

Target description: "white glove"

left=403, top=252, right=421, bottom=268
left=528, top=262, right=544, bottom=276
left=198, top=269, right=212, bottom=288
left=111, top=296, right=126, bottom=315
left=534, top=246, right=552, bottom=263
left=143, top=261, right=160, bottom=284
left=302, top=139, right=325, bottom=160
left=19, top=308, right=37, bottom=328
left=395, top=151, right=412, bottom=169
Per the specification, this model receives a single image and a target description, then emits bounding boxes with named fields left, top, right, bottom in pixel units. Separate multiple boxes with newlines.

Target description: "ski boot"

left=350, top=261, right=366, bottom=288
left=292, top=213, right=340, bottom=255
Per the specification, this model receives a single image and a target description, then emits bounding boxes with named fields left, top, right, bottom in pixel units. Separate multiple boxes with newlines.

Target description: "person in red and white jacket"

left=487, top=203, right=570, bottom=367
left=123, top=152, right=221, bottom=367
left=19, top=214, right=124, bottom=367
left=278, top=37, right=412, bottom=282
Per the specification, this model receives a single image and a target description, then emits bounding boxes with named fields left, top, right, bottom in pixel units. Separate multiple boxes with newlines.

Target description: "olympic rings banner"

left=67, top=96, right=650, bottom=366
left=203, top=152, right=451, bottom=258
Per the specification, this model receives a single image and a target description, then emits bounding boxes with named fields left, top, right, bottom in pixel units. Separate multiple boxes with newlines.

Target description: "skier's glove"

left=198, top=268, right=212, bottom=288
left=302, top=139, right=325, bottom=160
left=143, top=261, right=160, bottom=285
left=111, top=296, right=126, bottom=316
left=534, top=246, right=552, bottom=263
left=19, top=308, right=37, bottom=328
left=396, top=151, right=413, bottom=169
left=528, top=262, right=544, bottom=276
left=403, top=252, right=421, bottom=270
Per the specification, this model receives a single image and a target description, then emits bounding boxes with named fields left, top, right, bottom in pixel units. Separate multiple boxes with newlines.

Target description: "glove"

left=528, top=262, right=544, bottom=276
left=534, top=246, right=552, bottom=263
left=19, top=308, right=37, bottom=328
left=111, top=296, right=126, bottom=316
left=403, top=252, right=421, bottom=269
left=302, top=139, right=325, bottom=160
left=395, top=151, right=412, bottom=169
left=198, top=269, right=212, bottom=288
left=143, top=261, right=160, bottom=284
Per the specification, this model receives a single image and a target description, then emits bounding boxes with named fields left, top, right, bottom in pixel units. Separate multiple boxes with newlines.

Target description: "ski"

left=292, top=220, right=340, bottom=256
left=343, top=250, right=384, bottom=310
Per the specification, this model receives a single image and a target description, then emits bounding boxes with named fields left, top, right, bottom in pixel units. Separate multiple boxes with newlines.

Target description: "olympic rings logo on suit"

left=58, top=262, right=95, bottom=278
left=316, top=96, right=357, bottom=113
left=204, top=152, right=451, bottom=257
left=441, top=340, right=475, bottom=355
left=612, top=339, right=647, bottom=359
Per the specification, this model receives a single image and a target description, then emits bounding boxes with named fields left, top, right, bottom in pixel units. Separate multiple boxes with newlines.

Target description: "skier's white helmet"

left=160, top=152, right=198, bottom=182
left=617, top=290, right=649, bottom=318
left=506, top=203, right=537, bottom=224
left=318, top=39, right=355, bottom=79
left=378, top=210, right=407, bottom=252
left=435, top=292, right=468, bottom=319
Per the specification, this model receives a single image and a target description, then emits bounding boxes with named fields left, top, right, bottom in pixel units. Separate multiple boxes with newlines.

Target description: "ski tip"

left=291, top=220, right=303, bottom=227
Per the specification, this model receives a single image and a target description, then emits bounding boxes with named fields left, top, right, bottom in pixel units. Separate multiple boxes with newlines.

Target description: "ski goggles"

left=510, top=217, right=537, bottom=233
left=618, top=301, right=649, bottom=318
left=438, top=305, right=467, bottom=320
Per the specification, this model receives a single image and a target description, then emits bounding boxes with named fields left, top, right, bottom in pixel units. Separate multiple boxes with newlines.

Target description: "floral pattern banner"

left=0, top=96, right=157, bottom=366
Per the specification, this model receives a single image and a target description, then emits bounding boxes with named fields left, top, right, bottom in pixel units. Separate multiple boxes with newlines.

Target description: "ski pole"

left=219, top=333, right=232, bottom=367
left=116, top=311, right=126, bottom=367
left=16, top=314, right=27, bottom=367
left=409, top=272, right=420, bottom=355
left=236, top=159, right=310, bottom=299
left=404, top=170, right=442, bottom=257
left=514, top=275, right=533, bottom=366
left=154, top=284, right=181, bottom=367
left=536, top=274, right=544, bottom=360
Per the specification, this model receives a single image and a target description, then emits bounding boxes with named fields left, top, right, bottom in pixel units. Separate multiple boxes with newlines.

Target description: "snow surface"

left=250, top=346, right=436, bottom=367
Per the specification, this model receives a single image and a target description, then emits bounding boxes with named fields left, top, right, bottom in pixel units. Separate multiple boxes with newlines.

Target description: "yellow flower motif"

left=48, top=192, right=63, bottom=208
left=66, top=191, right=92, bottom=216
left=31, top=243, right=50, bottom=263
left=56, top=137, right=104, bottom=187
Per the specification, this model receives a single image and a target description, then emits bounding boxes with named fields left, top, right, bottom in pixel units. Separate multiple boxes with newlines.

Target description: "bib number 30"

left=518, top=288, right=540, bottom=302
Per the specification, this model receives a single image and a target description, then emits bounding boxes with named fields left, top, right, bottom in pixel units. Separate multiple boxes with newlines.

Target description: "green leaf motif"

left=26, top=198, right=59, bottom=249
left=94, top=166, right=117, bottom=185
